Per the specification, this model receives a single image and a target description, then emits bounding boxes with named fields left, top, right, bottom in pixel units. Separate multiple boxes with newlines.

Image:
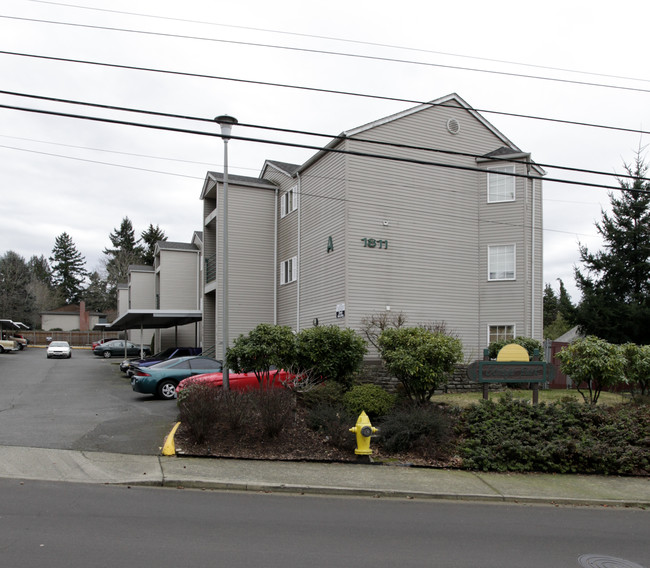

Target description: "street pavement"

left=0, top=443, right=648, bottom=507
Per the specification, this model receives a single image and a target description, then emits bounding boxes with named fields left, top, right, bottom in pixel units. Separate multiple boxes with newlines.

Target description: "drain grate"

left=578, top=555, right=646, bottom=568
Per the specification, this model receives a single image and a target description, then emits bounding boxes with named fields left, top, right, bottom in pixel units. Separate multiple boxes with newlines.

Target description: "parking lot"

left=0, top=347, right=180, bottom=454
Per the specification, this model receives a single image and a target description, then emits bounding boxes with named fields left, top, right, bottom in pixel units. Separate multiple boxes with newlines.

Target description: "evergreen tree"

left=557, top=279, right=575, bottom=323
left=0, top=251, right=35, bottom=324
left=27, top=255, right=61, bottom=325
left=28, top=255, right=54, bottom=289
left=543, top=283, right=559, bottom=328
left=103, top=217, right=145, bottom=307
left=83, top=270, right=112, bottom=313
left=574, top=152, right=650, bottom=344
left=50, top=232, right=88, bottom=305
left=140, top=224, right=167, bottom=265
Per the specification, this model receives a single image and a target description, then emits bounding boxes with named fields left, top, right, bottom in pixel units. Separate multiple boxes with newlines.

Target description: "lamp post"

left=214, top=114, right=238, bottom=390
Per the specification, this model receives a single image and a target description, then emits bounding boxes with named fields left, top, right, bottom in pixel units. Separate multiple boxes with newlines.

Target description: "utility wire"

left=3, top=15, right=650, bottom=96
left=0, top=87, right=645, bottom=182
left=2, top=50, right=648, bottom=141
left=23, top=0, right=650, bottom=87
left=0, top=101, right=639, bottom=193
left=0, top=141, right=594, bottom=239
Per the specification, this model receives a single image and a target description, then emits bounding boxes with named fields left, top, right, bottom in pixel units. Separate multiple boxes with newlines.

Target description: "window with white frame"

left=488, top=244, right=516, bottom=280
left=488, top=325, right=515, bottom=344
left=280, top=256, right=297, bottom=285
left=280, top=185, right=298, bottom=218
left=487, top=166, right=515, bottom=203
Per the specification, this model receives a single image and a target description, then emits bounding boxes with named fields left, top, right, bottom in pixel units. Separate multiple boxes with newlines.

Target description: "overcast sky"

left=2, top=0, right=650, bottom=303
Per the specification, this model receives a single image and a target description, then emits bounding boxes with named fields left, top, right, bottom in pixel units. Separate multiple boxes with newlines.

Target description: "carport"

left=106, top=309, right=203, bottom=358
left=0, top=318, right=22, bottom=338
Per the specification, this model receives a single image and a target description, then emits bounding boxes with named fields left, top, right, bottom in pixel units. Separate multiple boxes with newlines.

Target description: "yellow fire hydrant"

left=349, top=411, right=378, bottom=455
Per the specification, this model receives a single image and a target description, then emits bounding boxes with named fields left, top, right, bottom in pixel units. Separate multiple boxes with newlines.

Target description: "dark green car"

left=94, top=340, right=151, bottom=359
left=130, top=356, right=223, bottom=400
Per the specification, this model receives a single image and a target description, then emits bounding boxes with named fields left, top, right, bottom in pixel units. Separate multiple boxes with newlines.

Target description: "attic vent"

left=446, top=118, right=460, bottom=135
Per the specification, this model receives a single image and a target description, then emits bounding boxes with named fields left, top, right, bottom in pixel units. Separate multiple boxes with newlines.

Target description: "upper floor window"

left=281, top=185, right=298, bottom=218
left=488, top=166, right=515, bottom=203
left=280, top=256, right=297, bottom=285
left=488, top=244, right=515, bottom=280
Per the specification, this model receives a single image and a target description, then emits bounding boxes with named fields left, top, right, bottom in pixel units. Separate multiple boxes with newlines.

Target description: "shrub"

left=250, top=388, right=295, bottom=439
left=299, top=381, right=347, bottom=408
left=306, top=403, right=356, bottom=451
left=295, top=326, right=367, bottom=389
left=379, top=403, right=457, bottom=459
left=458, top=393, right=650, bottom=475
left=342, top=384, right=396, bottom=419
left=378, top=327, right=463, bottom=404
left=177, top=384, right=220, bottom=444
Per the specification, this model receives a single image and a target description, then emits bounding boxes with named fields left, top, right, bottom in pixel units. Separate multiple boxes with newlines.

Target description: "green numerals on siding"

left=361, top=238, right=388, bottom=249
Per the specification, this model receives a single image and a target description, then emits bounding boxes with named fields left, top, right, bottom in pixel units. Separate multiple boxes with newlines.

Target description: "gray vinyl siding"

left=478, top=162, right=543, bottom=348
left=276, top=178, right=299, bottom=329
left=157, top=250, right=200, bottom=310
left=129, top=272, right=155, bottom=309
left=217, top=183, right=275, bottom=352
left=297, top=150, right=347, bottom=330
left=339, top=101, right=535, bottom=359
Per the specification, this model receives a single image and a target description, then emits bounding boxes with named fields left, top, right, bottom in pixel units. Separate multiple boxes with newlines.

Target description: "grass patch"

left=431, top=389, right=630, bottom=408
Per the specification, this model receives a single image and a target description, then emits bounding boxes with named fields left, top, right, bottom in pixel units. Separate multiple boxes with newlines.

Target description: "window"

left=488, top=244, right=515, bottom=280
left=280, top=185, right=298, bottom=218
left=488, top=166, right=515, bottom=203
left=280, top=256, right=297, bottom=285
left=488, top=325, right=515, bottom=344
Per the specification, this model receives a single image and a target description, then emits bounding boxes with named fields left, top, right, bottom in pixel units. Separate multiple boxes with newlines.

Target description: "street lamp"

left=215, top=114, right=238, bottom=390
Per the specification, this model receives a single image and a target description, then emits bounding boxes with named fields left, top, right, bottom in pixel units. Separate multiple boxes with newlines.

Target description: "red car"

left=176, top=368, right=292, bottom=395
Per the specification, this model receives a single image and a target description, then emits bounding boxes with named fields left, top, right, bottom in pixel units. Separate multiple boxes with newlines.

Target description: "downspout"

left=296, top=173, right=302, bottom=332
left=529, top=166, right=536, bottom=338
left=274, top=186, right=278, bottom=324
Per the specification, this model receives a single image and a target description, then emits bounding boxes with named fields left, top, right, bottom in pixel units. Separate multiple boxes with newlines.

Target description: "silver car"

left=47, top=341, right=72, bottom=359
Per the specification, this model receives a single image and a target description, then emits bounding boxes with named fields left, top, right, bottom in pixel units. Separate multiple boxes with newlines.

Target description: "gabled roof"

left=296, top=93, right=541, bottom=175
left=261, top=160, right=301, bottom=178
left=200, top=171, right=277, bottom=199
left=155, top=241, right=199, bottom=253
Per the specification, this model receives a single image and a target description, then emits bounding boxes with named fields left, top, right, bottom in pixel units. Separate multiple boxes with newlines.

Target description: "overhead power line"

left=0, top=101, right=641, bottom=193
left=3, top=15, right=650, bottom=96
left=24, top=0, right=650, bottom=87
left=1, top=50, right=647, bottom=141
left=0, top=88, right=646, bottom=183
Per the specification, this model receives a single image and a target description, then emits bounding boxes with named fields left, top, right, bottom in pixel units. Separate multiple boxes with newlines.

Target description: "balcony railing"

left=205, top=254, right=216, bottom=284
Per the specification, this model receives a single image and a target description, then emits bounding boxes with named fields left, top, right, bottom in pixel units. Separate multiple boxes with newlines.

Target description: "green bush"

left=295, top=326, right=367, bottom=389
left=342, top=384, right=395, bottom=419
left=379, top=403, right=457, bottom=459
left=458, top=393, right=649, bottom=475
left=378, top=327, right=463, bottom=404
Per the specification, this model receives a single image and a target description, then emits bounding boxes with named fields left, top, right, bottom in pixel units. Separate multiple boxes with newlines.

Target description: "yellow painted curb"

left=162, top=422, right=181, bottom=456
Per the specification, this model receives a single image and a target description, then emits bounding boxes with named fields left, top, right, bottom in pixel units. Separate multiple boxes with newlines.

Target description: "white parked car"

left=47, top=341, right=72, bottom=359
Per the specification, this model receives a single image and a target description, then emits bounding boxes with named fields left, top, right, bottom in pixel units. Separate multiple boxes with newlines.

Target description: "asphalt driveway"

left=0, top=347, right=180, bottom=454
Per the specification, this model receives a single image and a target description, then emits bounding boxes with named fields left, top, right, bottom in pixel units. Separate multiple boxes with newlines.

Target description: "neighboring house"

left=201, top=93, right=544, bottom=361
left=41, top=301, right=106, bottom=331
left=114, top=234, right=203, bottom=351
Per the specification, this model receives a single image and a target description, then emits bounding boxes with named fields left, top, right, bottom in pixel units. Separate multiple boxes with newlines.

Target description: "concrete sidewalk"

left=0, top=445, right=648, bottom=507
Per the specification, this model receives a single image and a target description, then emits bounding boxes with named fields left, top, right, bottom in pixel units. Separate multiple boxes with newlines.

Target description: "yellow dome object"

left=496, top=344, right=530, bottom=362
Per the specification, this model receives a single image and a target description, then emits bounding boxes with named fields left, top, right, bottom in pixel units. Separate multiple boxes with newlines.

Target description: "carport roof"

left=108, top=309, right=202, bottom=331
left=0, top=319, right=21, bottom=330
